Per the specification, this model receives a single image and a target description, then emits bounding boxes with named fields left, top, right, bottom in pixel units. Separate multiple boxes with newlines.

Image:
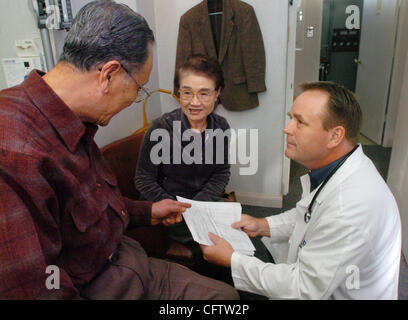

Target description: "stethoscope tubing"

left=304, top=144, right=359, bottom=223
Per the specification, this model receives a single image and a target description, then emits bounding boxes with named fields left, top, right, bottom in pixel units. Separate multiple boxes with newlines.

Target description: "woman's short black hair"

left=174, top=54, right=225, bottom=91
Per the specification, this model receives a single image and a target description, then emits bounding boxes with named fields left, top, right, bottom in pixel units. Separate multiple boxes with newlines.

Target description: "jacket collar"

left=297, top=145, right=365, bottom=208
left=22, top=70, right=87, bottom=153
left=199, top=0, right=235, bottom=63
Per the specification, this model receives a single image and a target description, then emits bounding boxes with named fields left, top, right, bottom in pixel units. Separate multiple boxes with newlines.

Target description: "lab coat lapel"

left=287, top=174, right=316, bottom=264
left=286, top=145, right=365, bottom=264
left=312, top=145, right=365, bottom=204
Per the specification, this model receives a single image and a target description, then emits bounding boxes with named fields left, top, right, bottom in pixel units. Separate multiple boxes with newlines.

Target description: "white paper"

left=177, top=196, right=255, bottom=256
left=2, top=57, right=42, bottom=88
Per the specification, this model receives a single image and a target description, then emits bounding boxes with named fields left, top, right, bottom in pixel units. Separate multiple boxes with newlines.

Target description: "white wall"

left=383, top=0, right=408, bottom=148
left=0, top=1, right=43, bottom=90
left=151, top=0, right=289, bottom=207
left=387, top=0, right=408, bottom=262
left=387, top=46, right=408, bottom=261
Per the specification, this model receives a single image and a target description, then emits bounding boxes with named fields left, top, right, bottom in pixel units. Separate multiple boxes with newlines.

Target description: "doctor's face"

left=283, top=90, right=332, bottom=170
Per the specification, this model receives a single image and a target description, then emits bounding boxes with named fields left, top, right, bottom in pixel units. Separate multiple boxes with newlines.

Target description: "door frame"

left=282, top=0, right=297, bottom=196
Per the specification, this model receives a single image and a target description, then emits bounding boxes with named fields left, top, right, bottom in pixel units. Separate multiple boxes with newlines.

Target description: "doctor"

left=201, top=81, right=402, bottom=299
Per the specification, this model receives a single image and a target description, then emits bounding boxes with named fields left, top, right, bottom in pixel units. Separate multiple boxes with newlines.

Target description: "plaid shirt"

left=0, top=71, right=152, bottom=299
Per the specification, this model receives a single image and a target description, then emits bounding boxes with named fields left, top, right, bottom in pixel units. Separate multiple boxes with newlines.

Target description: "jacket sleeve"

left=266, top=208, right=297, bottom=242
left=134, top=123, right=175, bottom=202
left=122, top=197, right=153, bottom=228
left=231, top=216, right=367, bottom=299
left=240, top=5, right=266, bottom=93
left=0, top=151, right=81, bottom=299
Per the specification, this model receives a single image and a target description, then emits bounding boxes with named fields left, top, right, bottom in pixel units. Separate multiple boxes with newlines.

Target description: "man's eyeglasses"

left=179, top=88, right=217, bottom=103
left=120, top=64, right=151, bottom=103
left=98, top=64, right=151, bottom=104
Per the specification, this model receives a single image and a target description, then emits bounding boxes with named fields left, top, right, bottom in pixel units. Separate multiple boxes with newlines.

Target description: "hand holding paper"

left=231, top=213, right=271, bottom=237
left=151, top=198, right=191, bottom=226
left=200, top=232, right=235, bottom=268
left=177, top=196, right=255, bottom=256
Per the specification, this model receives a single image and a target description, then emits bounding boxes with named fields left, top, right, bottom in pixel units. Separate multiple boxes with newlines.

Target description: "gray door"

left=355, top=0, right=399, bottom=144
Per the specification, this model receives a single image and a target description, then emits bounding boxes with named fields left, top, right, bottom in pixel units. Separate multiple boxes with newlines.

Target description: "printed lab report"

left=177, top=196, right=255, bottom=256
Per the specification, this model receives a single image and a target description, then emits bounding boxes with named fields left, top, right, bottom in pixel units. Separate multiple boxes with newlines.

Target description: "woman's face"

left=179, top=72, right=220, bottom=126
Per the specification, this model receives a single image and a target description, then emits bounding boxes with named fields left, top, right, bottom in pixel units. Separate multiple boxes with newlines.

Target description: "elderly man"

left=202, top=82, right=401, bottom=299
left=0, top=0, right=238, bottom=300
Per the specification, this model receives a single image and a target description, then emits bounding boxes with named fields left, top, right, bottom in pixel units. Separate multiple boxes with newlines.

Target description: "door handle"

left=354, top=59, right=362, bottom=64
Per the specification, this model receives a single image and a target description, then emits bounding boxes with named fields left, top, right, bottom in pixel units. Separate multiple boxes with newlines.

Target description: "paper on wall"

left=2, top=57, right=42, bottom=88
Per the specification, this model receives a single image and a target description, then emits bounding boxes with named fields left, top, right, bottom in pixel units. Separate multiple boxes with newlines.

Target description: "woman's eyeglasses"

left=178, top=88, right=217, bottom=103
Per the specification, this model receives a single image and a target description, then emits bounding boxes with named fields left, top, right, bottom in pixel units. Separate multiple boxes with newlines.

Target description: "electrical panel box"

left=331, top=28, right=360, bottom=52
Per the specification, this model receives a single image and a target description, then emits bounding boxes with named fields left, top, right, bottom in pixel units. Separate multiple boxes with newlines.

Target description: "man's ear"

left=328, top=126, right=346, bottom=149
left=97, top=61, right=122, bottom=94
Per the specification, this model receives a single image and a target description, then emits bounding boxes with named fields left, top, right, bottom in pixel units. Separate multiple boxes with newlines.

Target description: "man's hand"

left=231, top=214, right=270, bottom=237
left=200, top=233, right=234, bottom=268
left=151, top=199, right=191, bottom=226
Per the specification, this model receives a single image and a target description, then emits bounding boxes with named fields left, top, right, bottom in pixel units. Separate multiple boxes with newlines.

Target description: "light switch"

left=15, top=39, right=39, bottom=57
left=307, top=26, right=314, bottom=38
left=376, top=0, right=382, bottom=15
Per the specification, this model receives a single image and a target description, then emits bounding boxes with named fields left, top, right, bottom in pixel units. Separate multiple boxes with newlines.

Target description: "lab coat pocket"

left=287, top=204, right=311, bottom=264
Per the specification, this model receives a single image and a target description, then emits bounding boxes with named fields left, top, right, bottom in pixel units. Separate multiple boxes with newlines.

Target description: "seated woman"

left=134, top=54, right=231, bottom=246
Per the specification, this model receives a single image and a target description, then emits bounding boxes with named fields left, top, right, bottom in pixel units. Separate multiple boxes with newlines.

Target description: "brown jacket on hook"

left=175, top=0, right=267, bottom=111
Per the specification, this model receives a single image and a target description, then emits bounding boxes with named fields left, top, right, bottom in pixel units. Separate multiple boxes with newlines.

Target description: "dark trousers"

left=81, top=236, right=239, bottom=300
left=190, top=243, right=234, bottom=286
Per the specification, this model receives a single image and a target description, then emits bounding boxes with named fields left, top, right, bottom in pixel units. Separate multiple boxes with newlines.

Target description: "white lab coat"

left=231, top=145, right=401, bottom=299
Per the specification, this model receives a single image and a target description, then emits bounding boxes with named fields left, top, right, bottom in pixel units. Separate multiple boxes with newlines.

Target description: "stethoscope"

left=304, top=145, right=359, bottom=223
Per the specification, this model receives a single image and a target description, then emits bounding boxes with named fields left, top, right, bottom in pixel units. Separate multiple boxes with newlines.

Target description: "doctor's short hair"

left=59, top=0, right=154, bottom=74
left=174, top=54, right=225, bottom=92
left=300, top=81, right=362, bottom=145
